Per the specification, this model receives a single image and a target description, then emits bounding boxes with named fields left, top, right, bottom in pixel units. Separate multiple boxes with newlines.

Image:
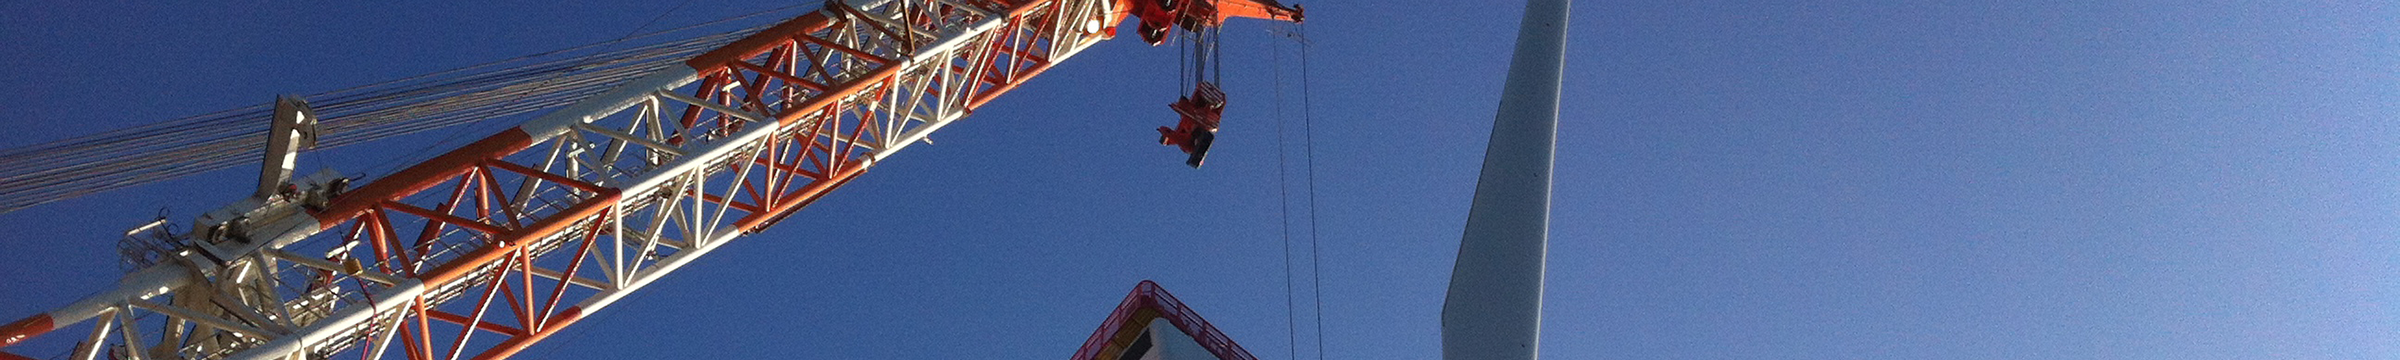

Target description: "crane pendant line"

left=0, top=1, right=1301, bottom=360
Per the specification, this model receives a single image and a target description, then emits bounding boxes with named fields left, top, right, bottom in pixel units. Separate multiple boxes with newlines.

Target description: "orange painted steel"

left=0, top=316, right=47, bottom=348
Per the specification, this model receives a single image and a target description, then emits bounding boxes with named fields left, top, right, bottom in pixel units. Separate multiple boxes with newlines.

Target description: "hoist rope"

left=1297, top=22, right=1327, bottom=360
left=1269, top=21, right=1327, bottom=360
left=0, top=5, right=811, bottom=215
left=1270, top=25, right=1301, bottom=360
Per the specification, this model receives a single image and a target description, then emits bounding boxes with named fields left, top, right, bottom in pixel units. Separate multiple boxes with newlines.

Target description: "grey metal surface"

left=1442, top=0, right=1569, bottom=359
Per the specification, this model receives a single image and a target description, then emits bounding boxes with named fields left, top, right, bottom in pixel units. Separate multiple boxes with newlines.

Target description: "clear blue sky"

left=2, top=1, right=2396, bottom=359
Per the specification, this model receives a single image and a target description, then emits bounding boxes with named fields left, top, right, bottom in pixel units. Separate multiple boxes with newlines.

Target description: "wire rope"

left=0, top=5, right=811, bottom=215
left=1269, top=27, right=1301, bottom=360
left=1296, top=22, right=1326, bottom=360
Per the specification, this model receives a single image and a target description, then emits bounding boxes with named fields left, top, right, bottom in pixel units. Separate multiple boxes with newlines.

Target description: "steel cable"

left=0, top=11, right=801, bottom=214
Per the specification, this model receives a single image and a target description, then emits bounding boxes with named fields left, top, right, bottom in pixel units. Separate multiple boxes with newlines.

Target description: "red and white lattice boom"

left=0, top=0, right=1300, bottom=359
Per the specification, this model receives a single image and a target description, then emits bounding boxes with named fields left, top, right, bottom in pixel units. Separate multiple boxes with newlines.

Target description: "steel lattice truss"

left=1, top=0, right=1128, bottom=359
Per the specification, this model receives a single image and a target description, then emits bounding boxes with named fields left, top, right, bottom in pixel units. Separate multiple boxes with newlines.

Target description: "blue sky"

left=2, top=1, right=2396, bottom=359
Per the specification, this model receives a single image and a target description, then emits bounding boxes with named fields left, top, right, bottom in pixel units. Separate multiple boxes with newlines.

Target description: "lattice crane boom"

left=0, top=0, right=1301, bottom=359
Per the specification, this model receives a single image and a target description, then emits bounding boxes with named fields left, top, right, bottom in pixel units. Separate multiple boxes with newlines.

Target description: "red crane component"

left=1131, top=0, right=1301, bottom=167
left=1159, top=82, right=1226, bottom=167
left=0, top=1, right=1306, bottom=360
left=1126, top=0, right=1304, bottom=45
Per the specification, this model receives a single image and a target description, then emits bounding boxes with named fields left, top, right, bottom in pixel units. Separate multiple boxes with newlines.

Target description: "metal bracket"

left=256, top=96, right=319, bottom=200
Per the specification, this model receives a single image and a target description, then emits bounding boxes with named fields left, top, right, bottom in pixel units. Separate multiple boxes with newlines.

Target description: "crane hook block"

left=1157, top=82, right=1225, bottom=168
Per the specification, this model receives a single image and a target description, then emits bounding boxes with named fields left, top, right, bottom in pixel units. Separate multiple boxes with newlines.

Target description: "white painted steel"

left=254, top=97, right=318, bottom=199
left=1441, top=0, right=1569, bottom=359
left=41, top=264, right=193, bottom=328
left=870, top=13, right=1015, bottom=161
left=519, top=68, right=702, bottom=140
left=229, top=280, right=428, bottom=360
left=70, top=310, right=114, bottom=360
